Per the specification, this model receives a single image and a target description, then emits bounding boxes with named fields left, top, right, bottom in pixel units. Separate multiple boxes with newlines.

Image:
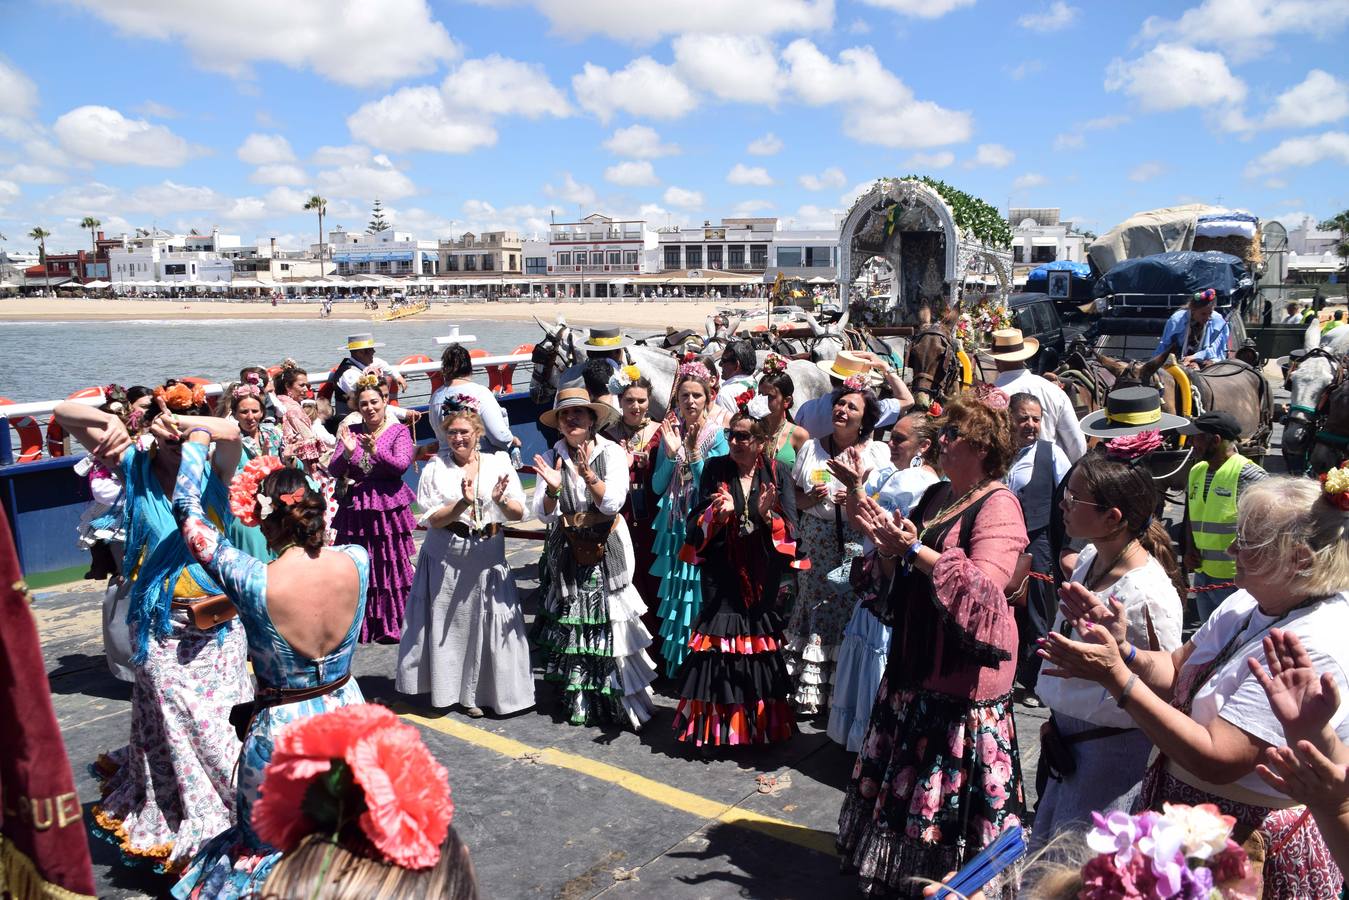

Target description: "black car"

left=1007, top=292, right=1066, bottom=374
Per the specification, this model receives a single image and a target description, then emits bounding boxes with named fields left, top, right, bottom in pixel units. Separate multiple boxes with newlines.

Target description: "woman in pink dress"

left=328, top=373, right=417, bottom=643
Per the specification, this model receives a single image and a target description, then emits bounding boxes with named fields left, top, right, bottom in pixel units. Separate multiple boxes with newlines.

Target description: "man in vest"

left=1006, top=392, right=1071, bottom=707
left=325, top=333, right=405, bottom=431
left=1182, top=410, right=1267, bottom=621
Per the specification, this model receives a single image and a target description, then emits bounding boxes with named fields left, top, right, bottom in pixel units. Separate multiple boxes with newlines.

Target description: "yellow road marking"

left=398, top=707, right=838, bottom=858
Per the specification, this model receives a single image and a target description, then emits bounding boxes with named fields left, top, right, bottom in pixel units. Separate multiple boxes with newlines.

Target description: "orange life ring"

left=0, top=397, right=44, bottom=463
left=492, top=344, right=532, bottom=395
left=397, top=354, right=441, bottom=394
left=46, top=386, right=107, bottom=457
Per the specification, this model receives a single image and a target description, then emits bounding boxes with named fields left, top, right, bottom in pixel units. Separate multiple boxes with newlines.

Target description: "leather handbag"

left=560, top=512, right=617, bottom=567
left=172, top=594, right=237, bottom=630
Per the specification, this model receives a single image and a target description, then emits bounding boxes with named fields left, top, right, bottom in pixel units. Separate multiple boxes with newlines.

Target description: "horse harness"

left=907, top=326, right=960, bottom=405
left=1287, top=349, right=1349, bottom=467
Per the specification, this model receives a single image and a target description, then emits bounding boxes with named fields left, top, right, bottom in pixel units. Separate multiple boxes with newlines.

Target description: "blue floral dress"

left=649, top=422, right=727, bottom=677
left=168, top=441, right=369, bottom=900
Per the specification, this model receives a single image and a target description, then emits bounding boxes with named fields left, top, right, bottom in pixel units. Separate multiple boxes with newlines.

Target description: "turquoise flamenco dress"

left=168, top=441, right=369, bottom=900
left=225, top=423, right=285, bottom=563
left=649, top=423, right=727, bottom=677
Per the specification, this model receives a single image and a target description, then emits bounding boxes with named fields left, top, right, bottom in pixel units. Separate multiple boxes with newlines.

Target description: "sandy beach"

left=0, top=296, right=732, bottom=328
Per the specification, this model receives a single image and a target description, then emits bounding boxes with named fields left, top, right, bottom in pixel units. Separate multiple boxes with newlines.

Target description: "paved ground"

left=35, top=375, right=1293, bottom=899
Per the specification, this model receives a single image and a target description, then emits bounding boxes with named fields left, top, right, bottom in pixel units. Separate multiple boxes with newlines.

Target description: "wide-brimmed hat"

left=816, top=350, right=883, bottom=386
left=1178, top=410, right=1242, bottom=440
left=340, top=332, right=384, bottom=351
left=1079, top=385, right=1189, bottom=438
left=539, top=386, right=619, bottom=430
left=433, top=324, right=477, bottom=345
left=582, top=326, right=634, bottom=350
left=984, top=328, right=1040, bottom=363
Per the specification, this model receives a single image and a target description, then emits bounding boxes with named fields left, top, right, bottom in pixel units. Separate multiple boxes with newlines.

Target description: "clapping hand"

left=1059, top=582, right=1129, bottom=645
left=826, top=446, right=868, bottom=491
left=711, top=483, right=736, bottom=523
left=757, top=480, right=778, bottom=521
left=573, top=442, right=598, bottom=487
left=659, top=418, right=681, bottom=457
left=461, top=475, right=477, bottom=505
left=532, top=454, right=563, bottom=492
left=491, top=473, right=511, bottom=504
left=853, top=495, right=908, bottom=556
left=337, top=424, right=357, bottom=454
left=1037, top=620, right=1126, bottom=686
left=1249, top=629, right=1342, bottom=748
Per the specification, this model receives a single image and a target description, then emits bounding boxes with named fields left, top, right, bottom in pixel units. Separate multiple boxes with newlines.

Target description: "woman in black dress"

left=671, top=409, right=800, bottom=747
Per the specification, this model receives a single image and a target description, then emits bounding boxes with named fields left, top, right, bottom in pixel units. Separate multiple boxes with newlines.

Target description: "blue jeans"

left=1194, top=571, right=1237, bottom=621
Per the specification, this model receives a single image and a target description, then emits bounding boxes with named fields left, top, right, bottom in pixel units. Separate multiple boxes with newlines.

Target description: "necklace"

left=929, top=477, right=992, bottom=524
left=271, top=541, right=298, bottom=557
left=1085, top=538, right=1138, bottom=592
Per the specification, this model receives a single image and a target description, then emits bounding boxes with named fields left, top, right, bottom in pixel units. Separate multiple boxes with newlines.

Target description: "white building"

left=656, top=216, right=837, bottom=283
left=328, top=227, right=440, bottom=277
left=107, top=228, right=244, bottom=284
left=222, top=238, right=326, bottom=283
left=1009, top=208, right=1089, bottom=282
left=544, top=214, right=661, bottom=298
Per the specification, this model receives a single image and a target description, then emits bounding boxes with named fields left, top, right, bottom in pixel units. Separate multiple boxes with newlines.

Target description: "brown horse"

left=1309, top=370, right=1349, bottom=475
left=1052, top=341, right=1119, bottom=421
left=905, top=322, right=962, bottom=410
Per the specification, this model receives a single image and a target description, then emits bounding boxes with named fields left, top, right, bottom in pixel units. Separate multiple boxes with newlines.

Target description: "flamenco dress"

left=169, top=441, right=368, bottom=899
left=327, top=422, right=416, bottom=642
left=274, top=394, right=337, bottom=543
left=649, top=423, right=727, bottom=677
left=89, top=444, right=252, bottom=874
left=671, top=455, right=799, bottom=746
left=531, top=437, right=657, bottom=730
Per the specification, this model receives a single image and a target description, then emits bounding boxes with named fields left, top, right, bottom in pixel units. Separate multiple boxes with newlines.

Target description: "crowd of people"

left=29, top=317, right=1349, bottom=899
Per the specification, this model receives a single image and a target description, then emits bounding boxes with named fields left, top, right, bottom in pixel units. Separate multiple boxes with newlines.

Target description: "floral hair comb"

left=1321, top=463, right=1349, bottom=511
left=228, top=455, right=287, bottom=526
left=761, top=353, right=788, bottom=376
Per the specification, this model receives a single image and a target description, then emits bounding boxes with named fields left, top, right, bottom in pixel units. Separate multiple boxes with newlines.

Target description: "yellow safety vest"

left=1187, top=453, right=1250, bottom=579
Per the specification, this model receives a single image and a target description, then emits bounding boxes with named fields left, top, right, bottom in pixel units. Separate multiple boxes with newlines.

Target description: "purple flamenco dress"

left=328, top=422, right=416, bottom=642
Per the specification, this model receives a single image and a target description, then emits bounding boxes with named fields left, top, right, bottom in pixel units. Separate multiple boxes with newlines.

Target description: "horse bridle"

left=908, top=327, right=959, bottom=406
left=1282, top=348, right=1347, bottom=472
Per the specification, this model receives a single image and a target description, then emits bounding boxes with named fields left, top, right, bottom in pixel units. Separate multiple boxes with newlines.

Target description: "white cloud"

left=0, top=58, right=39, bottom=119
left=602, top=125, right=679, bottom=158
left=441, top=55, right=572, bottom=118
left=966, top=143, right=1015, bottom=168
left=790, top=204, right=840, bottom=229
left=1053, top=114, right=1128, bottom=151
left=731, top=199, right=775, bottom=216
left=840, top=180, right=875, bottom=208
left=782, top=40, right=972, bottom=147
left=44, top=179, right=225, bottom=217
left=728, top=163, right=775, bottom=186
left=315, top=156, right=416, bottom=200
left=903, top=150, right=955, bottom=169
left=52, top=105, right=199, bottom=166
left=857, top=0, right=974, bottom=18
left=572, top=58, right=697, bottom=123
left=799, top=166, right=846, bottom=190
left=663, top=185, right=704, bottom=209
left=846, top=17, right=872, bottom=33
left=544, top=172, right=597, bottom=207
left=1244, top=131, right=1349, bottom=176
left=4, top=163, right=67, bottom=184
left=1053, top=132, right=1086, bottom=151
left=1140, top=0, right=1349, bottom=62
left=1128, top=161, right=1166, bottom=182
left=62, top=0, right=460, bottom=87
left=249, top=164, right=307, bottom=185
left=493, top=0, right=833, bottom=42
left=747, top=133, right=784, bottom=155
left=311, top=144, right=370, bottom=166
left=673, top=34, right=782, bottom=104
left=346, top=86, right=496, bottom=154
left=1261, top=70, right=1349, bottom=129
left=1105, top=43, right=1246, bottom=111
left=236, top=133, right=295, bottom=164
left=1018, top=1, right=1079, bottom=31
left=1007, top=60, right=1043, bottom=80
left=604, top=160, right=659, bottom=187
left=134, top=100, right=178, bottom=119
left=0, top=179, right=20, bottom=213
left=1013, top=172, right=1048, bottom=190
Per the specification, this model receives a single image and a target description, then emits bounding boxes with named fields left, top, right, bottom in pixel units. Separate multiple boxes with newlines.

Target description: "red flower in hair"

left=927, top=401, right=943, bottom=417
left=228, top=455, right=287, bottom=526
left=279, top=487, right=306, bottom=506
left=734, top=388, right=756, bottom=410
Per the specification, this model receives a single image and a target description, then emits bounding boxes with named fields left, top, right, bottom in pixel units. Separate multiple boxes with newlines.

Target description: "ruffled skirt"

left=533, top=557, right=656, bottom=731
left=783, top=516, right=856, bottom=714
left=828, top=600, right=891, bottom=752
left=671, top=601, right=796, bottom=747
left=836, top=677, right=1025, bottom=899
left=650, top=509, right=703, bottom=677
left=90, top=612, right=251, bottom=874
left=397, top=530, right=535, bottom=714
left=333, top=485, right=415, bottom=642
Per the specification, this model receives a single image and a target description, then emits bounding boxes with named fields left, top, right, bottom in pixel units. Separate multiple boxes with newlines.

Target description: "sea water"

left=0, top=318, right=550, bottom=403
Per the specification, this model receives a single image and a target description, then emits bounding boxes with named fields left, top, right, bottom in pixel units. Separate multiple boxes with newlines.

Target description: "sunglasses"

left=725, top=429, right=756, bottom=444
left=1062, top=489, right=1107, bottom=509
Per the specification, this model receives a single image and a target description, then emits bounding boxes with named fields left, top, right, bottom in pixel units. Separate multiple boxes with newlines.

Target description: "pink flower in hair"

left=1106, top=429, right=1162, bottom=461
left=842, top=374, right=868, bottom=391
left=967, top=382, right=1009, bottom=410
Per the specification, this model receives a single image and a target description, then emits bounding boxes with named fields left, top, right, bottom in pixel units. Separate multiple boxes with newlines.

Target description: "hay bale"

left=1194, top=234, right=1262, bottom=269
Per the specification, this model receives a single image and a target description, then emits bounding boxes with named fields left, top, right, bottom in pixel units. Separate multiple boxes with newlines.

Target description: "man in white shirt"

left=987, top=328, right=1086, bottom=462
left=715, top=340, right=759, bottom=413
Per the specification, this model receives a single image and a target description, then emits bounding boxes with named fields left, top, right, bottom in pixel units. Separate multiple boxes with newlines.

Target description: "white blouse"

left=528, top=435, right=635, bottom=582
left=415, top=450, right=523, bottom=527
left=1038, top=544, right=1184, bottom=728
left=792, top=437, right=890, bottom=521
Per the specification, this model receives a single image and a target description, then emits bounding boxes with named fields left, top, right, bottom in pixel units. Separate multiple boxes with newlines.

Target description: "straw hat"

left=1079, top=385, right=1189, bottom=438
left=815, top=350, right=883, bottom=386
left=984, top=328, right=1039, bottom=363
left=539, top=386, right=619, bottom=431
left=582, top=325, right=634, bottom=350
left=339, top=332, right=384, bottom=351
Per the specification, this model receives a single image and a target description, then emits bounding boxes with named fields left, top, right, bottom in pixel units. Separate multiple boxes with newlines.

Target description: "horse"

left=1311, top=374, right=1349, bottom=475
left=1052, top=340, right=1118, bottom=421
left=904, top=322, right=963, bottom=410
left=1283, top=350, right=1339, bottom=475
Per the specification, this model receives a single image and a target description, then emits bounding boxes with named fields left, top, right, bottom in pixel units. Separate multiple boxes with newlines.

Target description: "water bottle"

left=510, top=446, right=523, bottom=470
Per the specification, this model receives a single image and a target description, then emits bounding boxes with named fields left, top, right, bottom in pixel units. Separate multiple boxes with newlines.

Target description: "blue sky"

left=1, top=0, right=1347, bottom=254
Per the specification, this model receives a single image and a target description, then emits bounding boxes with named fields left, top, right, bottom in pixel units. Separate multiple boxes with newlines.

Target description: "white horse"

left=1283, top=351, right=1340, bottom=475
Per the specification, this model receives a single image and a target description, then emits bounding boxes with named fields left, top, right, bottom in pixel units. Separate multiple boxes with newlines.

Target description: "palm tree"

left=29, top=227, right=51, bottom=294
left=304, top=195, right=328, bottom=276
left=80, top=216, right=101, bottom=282
left=1320, top=210, right=1349, bottom=301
